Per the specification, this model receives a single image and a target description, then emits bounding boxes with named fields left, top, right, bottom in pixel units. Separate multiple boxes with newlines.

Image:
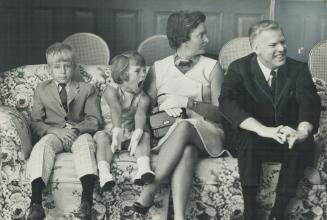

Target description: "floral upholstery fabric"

left=186, top=158, right=244, bottom=220
left=1, top=65, right=327, bottom=220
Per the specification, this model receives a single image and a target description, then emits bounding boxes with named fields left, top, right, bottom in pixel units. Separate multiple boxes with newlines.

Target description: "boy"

left=27, top=42, right=102, bottom=220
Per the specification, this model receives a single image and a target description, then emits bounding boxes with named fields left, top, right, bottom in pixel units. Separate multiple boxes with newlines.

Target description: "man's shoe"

left=75, top=200, right=92, bottom=220
left=26, top=203, right=45, bottom=220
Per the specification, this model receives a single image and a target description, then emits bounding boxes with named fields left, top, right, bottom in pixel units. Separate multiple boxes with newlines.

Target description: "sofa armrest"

left=0, top=106, right=32, bottom=181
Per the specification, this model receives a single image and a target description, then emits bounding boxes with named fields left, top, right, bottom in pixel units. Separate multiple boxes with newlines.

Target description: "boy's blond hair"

left=46, top=42, right=75, bottom=64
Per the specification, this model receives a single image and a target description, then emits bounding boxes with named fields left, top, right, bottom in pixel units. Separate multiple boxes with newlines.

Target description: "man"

left=27, top=42, right=102, bottom=220
left=219, top=20, right=321, bottom=219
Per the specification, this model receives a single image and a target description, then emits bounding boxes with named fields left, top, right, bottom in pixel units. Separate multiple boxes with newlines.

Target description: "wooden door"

left=0, top=0, right=271, bottom=73
left=276, top=0, right=327, bottom=62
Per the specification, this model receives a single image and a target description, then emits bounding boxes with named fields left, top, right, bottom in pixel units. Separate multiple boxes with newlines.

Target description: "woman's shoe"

left=133, top=201, right=153, bottom=214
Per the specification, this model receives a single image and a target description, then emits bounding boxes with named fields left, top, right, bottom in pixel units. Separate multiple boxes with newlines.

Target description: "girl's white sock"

left=137, top=156, right=152, bottom=173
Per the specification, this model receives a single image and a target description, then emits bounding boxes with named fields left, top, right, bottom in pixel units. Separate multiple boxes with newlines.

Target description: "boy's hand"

left=128, top=128, right=143, bottom=156
left=47, top=127, right=77, bottom=150
left=111, top=128, right=123, bottom=153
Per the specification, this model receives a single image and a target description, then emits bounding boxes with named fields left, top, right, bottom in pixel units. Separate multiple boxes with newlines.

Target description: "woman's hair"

left=46, top=42, right=75, bottom=64
left=110, top=51, right=145, bottom=84
left=248, top=20, right=283, bottom=47
left=166, top=11, right=206, bottom=50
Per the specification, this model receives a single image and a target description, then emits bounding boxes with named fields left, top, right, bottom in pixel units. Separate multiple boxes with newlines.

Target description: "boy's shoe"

left=100, top=174, right=115, bottom=194
left=75, top=200, right=92, bottom=220
left=26, top=203, right=45, bottom=220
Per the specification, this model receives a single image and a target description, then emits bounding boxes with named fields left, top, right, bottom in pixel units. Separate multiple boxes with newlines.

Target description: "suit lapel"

left=251, top=57, right=274, bottom=104
left=68, top=80, right=80, bottom=105
left=275, top=64, right=290, bottom=106
left=47, top=80, right=67, bottom=116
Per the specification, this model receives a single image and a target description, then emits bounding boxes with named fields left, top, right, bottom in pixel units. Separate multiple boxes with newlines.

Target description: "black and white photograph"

left=0, top=0, right=326, bottom=219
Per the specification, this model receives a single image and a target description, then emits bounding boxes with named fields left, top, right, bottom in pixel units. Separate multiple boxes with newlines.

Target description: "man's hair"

left=248, top=20, right=283, bottom=47
left=166, top=11, right=206, bottom=50
left=45, top=42, right=75, bottom=64
left=110, top=51, right=145, bottom=84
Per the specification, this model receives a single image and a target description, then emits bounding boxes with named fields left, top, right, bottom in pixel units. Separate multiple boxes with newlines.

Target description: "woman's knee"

left=174, top=121, right=195, bottom=138
left=183, top=145, right=198, bottom=161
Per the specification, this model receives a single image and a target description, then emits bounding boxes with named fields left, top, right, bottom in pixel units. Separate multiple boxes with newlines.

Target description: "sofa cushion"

left=43, top=152, right=170, bottom=219
left=187, top=157, right=244, bottom=219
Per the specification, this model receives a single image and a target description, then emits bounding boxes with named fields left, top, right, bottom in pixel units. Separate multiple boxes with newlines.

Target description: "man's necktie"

left=59, top=83, right=68, bottom=112
left=270, top=70, right=277, bottom=98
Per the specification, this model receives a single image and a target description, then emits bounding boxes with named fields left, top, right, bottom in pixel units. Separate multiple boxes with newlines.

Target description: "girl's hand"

left=128, top=128, right=143, bottom=156
left=111, top=128, right=123, bottom=153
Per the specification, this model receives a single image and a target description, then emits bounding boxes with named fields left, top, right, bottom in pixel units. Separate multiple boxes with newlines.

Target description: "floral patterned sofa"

left=0, top=64, right=326, bottom=220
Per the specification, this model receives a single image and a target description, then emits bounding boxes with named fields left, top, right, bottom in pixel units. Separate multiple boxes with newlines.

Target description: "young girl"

left=94, top=51, right=155, bottom=193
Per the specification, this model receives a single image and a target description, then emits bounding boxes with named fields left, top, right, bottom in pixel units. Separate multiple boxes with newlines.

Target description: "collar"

left=257, top=57, right=278, bottom=81
left=174, top=54, right=199, bottom=65
left=54, top=80, right=72, bottom=89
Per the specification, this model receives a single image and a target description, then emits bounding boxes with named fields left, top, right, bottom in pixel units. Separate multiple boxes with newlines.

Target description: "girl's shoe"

left=141, top=171, right=155, bottom=184
left=133, top=170, right=155, bottom=185
left=100, top=174, right=115, bottom=194
left=133, top=172, right=144, bottom=186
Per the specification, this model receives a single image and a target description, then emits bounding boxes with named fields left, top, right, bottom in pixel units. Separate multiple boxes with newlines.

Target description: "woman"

left=133, top=11, right=225, bottom=219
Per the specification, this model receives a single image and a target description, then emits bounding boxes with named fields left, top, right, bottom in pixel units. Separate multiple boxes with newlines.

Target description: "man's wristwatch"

left=72, top=128, right=80, bottom=136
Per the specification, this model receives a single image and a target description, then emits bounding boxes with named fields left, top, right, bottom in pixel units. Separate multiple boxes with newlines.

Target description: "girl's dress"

left=101, top=85, right=143, bottom=142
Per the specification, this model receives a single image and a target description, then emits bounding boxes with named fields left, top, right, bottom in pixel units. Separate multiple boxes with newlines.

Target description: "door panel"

left=277, top=1, right=327, bottom=62
left=0, top=0, right=270, bottom=72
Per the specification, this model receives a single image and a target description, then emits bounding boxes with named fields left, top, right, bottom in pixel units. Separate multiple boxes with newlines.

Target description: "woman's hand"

left=159, top=95, right=188, bottom=110
left=164, top=108, right=183, bottom=117
left=47, top=127, right=77, bottom=151
left=111, top=127, right=123, bottom=153
left=159, top=95, right=188, bottom=117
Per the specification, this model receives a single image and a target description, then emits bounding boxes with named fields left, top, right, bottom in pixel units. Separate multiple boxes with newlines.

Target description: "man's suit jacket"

left=219, top=53, right=321, bottom=185
left=31, top=79, right=102, bottom=140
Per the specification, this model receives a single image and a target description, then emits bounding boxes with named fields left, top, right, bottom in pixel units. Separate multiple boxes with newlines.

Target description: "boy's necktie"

left=59, top=83, right=68, bottom=112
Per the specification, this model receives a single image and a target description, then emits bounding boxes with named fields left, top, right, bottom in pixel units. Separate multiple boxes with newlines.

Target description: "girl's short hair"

left=46, top=42, right=75, bottom=64
left=110, top=51, right=145, bottom=84
left=166, top=11, right=206, bottom=50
